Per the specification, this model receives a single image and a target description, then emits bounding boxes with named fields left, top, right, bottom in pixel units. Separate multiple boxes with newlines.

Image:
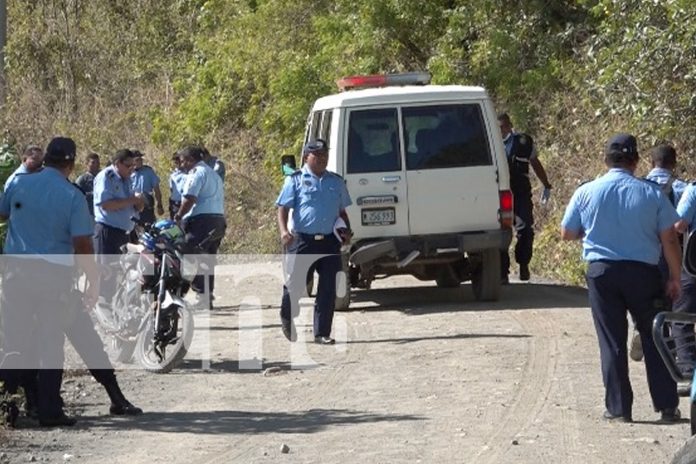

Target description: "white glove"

left=541, top=187, right=552, bottom=205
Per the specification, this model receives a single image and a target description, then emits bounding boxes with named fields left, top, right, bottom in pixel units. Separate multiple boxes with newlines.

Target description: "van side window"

left=306, top=111, right=322, bottom=142
left=403, top=104, right=492, bottom=170
left=347, top=108, right=401, bottom=174
left=319, top=110, right=332, bottom=141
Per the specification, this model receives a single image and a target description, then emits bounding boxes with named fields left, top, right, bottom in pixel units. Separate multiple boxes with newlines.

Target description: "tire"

left=334, top=252, right=351, bottom=311
left=692, top=401, right=696, bottom=436
left=471, top=249, right=501, bottom=301
left=134, top=305, right=194, bottom=374
left=105, top=334, right=136, bottom=364
left=435, top=265, right=461, bottom=288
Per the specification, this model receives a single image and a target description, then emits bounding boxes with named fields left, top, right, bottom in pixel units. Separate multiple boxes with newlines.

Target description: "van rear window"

left=403, top=104, right=492, bottom=170
left=346, top=108, right=401, bottom=174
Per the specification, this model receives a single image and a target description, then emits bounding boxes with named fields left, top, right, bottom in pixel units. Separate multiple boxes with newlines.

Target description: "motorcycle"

left=95, top=218, right=206, bottom=374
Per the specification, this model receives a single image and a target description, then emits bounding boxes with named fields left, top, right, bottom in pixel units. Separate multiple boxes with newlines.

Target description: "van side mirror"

left=281, top=155, right=296, bottom=176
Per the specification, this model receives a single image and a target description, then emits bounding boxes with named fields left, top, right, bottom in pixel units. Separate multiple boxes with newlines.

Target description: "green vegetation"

left=3, top=0, right=694, bottom=280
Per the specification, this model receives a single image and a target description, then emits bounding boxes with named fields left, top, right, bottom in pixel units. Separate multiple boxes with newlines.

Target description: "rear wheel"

left=691, top=401, right=696, bottom=435
left=471, top=249, right=501, bottom=301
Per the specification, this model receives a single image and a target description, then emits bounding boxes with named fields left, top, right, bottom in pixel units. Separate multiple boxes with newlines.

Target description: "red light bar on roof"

left=336, top=72, right=431, bottom=91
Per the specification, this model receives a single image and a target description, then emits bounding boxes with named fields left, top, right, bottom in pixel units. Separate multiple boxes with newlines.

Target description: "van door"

left=402, top=103, right=500, bottom=235
left=342, top=107, right=410, bottom=239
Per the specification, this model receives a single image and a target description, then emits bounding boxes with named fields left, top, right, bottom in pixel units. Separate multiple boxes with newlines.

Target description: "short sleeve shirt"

left=93, top=165, right=136, bottom=232
left=0, top=167, right=93, bottom=265
left=276, top=166, right=352, bottom=235
left=561, top=168, right=679, bottom=264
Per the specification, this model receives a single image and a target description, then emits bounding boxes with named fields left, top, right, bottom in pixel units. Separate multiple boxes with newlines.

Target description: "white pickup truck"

left=285, top=72, right=513, bottom=308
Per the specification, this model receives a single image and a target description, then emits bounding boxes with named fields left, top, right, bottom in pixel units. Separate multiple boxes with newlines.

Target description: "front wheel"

left=134, top=305, right=194, bottom=374
left=471, top=249, right=501, bottom=301
left=334, top=252, right=351, bottom=311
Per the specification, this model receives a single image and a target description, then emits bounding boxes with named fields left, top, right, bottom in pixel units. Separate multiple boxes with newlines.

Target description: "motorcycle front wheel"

left=134, top=305, right=194, bottom=374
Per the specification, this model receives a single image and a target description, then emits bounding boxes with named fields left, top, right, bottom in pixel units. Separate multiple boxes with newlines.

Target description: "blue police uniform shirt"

left=181, top=161, right=224, bottom=218
left=0, top=166, right=93, bottom=265
left=131, top=165, right=160, bottom=194
left=4, top=164, right=30, bottom=190
left=169, top=168, right=187, bottom=203
left=677, top=183, right=696, bottom=230
left=93, top=164, right=137, bottom=232
left=276, top=165, right=352, bottom=235
left=645, top=167, right=687, bottom=205
left=561, top=168, right=679, bottom=265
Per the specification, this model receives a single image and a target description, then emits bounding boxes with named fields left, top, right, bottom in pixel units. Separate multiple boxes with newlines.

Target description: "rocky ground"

left=0, top=260, right=693, bottom=463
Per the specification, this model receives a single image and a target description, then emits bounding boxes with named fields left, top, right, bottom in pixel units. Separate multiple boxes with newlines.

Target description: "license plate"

left=361, top=208, right=396, bottom=226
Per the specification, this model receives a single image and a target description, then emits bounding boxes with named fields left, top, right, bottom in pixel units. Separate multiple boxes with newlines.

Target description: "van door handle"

left=381, top=176, right=401, bottom=183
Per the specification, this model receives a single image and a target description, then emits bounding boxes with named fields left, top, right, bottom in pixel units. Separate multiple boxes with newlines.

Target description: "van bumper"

left=350, top=228, right=513, bottom=265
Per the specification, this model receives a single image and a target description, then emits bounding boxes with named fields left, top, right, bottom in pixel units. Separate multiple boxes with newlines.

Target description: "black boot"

left=103, top=381, right=143, bottom=416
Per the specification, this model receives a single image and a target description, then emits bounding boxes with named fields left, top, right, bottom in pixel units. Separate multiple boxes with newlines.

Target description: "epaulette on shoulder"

left=290, top=170, right=302, bottom=177
left=640, top=177, right=660, bottom=188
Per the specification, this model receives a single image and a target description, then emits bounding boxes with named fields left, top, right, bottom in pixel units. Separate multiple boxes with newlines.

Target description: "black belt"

left=298, top=233, right=333, bottom=241
left=96, top=222, right=128, bottom=234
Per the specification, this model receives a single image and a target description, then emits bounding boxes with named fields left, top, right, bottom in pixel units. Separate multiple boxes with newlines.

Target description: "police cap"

left=302, top=139, right=328, bottom=156
left=44, top=137, right=76, bottom=162
left=605, top=133, right=638, bottom=158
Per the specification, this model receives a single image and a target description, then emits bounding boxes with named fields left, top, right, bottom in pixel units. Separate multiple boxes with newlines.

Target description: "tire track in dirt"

left=196, top=307, right=373, bottom=464
left=473, top=308, right=579, bottom=463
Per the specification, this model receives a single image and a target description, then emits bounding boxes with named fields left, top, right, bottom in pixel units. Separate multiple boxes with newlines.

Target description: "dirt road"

left=1, top=261, right=691, bottom=463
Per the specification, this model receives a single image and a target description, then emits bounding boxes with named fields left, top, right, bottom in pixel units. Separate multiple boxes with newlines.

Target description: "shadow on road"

left=78, top=408, right=425, bottom=435
left=347, top=282, right=587, bottom=315
left=346, top=332, right=530, bottom=345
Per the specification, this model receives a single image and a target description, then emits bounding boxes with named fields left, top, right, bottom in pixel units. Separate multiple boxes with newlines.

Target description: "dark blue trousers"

left=280, top=233, right=341, bottom=337
left=586, top=260, right=678, bottom=416
left=93, top=222, right=130, bottom=302
left=0, top=259, right=72, bottom=419
left=501, top=189, right=534, bottom=276
left=672, top=270, right=696, bottom=373
left=183, top=214, right=226, bottom=294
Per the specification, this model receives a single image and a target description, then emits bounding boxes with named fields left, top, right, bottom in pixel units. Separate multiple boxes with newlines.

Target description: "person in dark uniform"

left=168, top=152, right=187, bottom=220
left=74, top=152, right=101, bottom=216
left=0, top=137, right=98, bottom=427
left=276, top=139, right=352, bottom=345
left=561, top=133, right=682, bottom=423
left=174, top=145, right=226, bottom=310
left=92, top=149, right=145, bottom=310
left=498, top=113, right=552, bottom=283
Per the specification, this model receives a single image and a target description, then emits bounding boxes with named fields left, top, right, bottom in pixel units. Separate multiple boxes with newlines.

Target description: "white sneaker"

left=629, top=331, right=643, bottom=362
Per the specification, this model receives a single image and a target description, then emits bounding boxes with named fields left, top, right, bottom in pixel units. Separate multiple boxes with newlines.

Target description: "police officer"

left=202, top=147, right=225, bottom=181
left=74, top=152, right=101, bottom=216
left=93, top=149, right=144, bottom=307
left=168, top=152, right=187, bottom=220
left=498, top=113, right=552, bottom=282
left=561, top=133, right=681, bottom=423
left=4, top=144, right=43, bottom=188
left=276, top=139, right=352, bottom=345
left=174, top=145, right=226, bottom=310
left=629, top=143, right=689, bottom=362
left=131, top=150, right=164, bottom=225
left=671, top=182, right=696, bottom=392
left=0, top=136, right=98, bottom=427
